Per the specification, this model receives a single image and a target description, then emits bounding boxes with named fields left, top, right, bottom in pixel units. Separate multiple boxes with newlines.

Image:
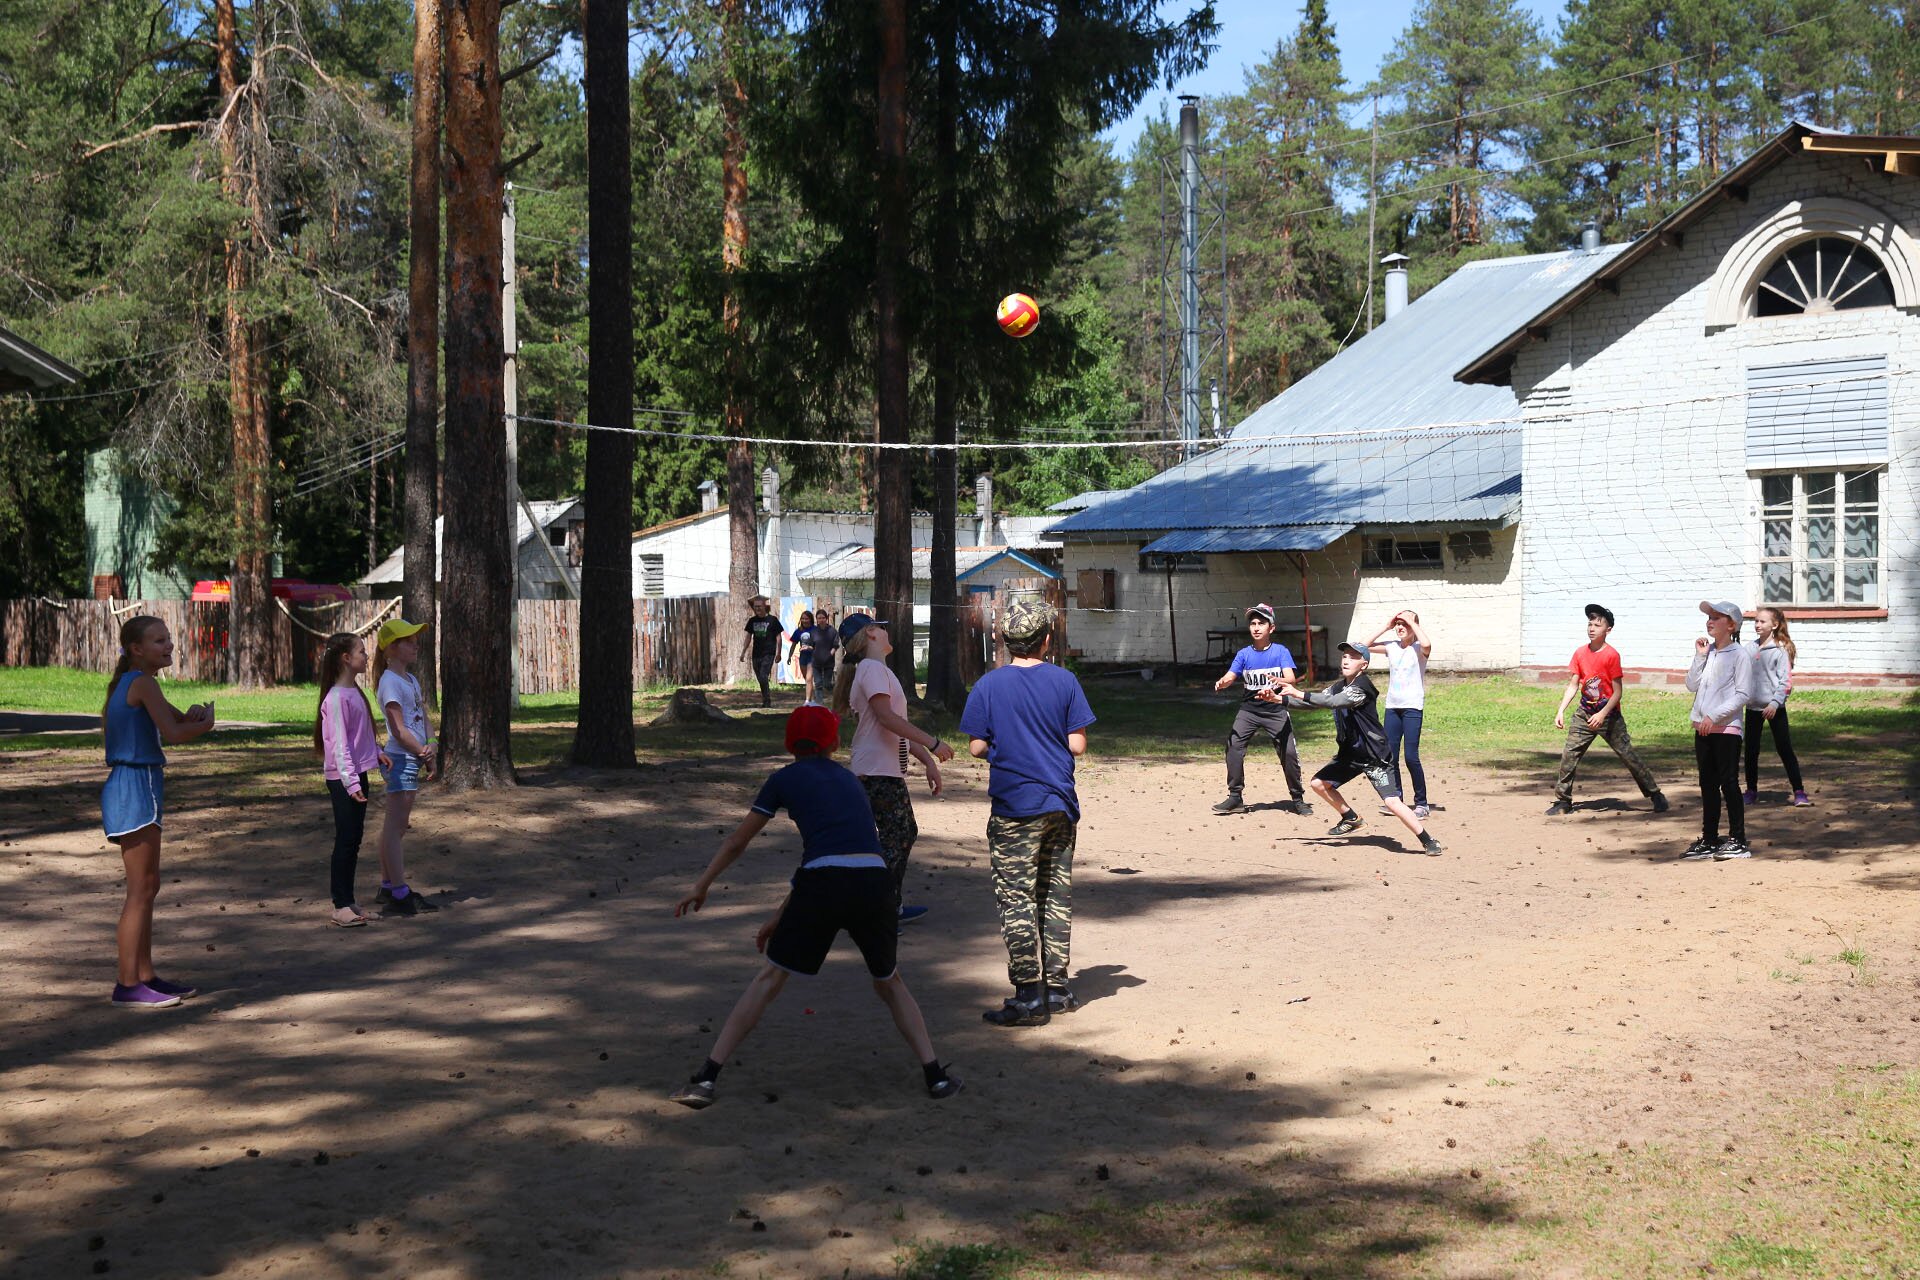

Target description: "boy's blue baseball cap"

left=838, top=613, right=886, bottom=644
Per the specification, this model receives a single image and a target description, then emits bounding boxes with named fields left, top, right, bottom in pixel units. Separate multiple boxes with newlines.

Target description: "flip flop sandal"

left=329, top=914, right=369, bottom=928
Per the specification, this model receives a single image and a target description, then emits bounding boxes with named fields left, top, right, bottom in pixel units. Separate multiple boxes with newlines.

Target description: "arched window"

left=1752, top=236, right=1894, bottom=317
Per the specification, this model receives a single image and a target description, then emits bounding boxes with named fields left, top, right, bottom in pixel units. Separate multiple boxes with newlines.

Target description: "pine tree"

left=1216, top=0, right=1361, bottom=414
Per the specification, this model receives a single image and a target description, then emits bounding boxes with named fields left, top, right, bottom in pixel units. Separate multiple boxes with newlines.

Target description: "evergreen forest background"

left=1, top=0, right=1914, bottom=599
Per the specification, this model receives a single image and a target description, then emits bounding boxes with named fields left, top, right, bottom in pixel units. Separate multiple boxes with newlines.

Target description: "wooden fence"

left=958, top=577, right=1068, bottom=685
left=1, top=596, right=724, bottom=694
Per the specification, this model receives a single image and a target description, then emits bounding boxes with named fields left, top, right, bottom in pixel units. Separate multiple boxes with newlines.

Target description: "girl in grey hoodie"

left=1744, top=608, right=1809, bottom=806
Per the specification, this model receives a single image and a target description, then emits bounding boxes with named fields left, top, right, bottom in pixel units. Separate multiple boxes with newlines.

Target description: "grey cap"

left=1336, top=640, right=1372, bottom=663
left=1699, top=600, right=1744, bottom=631
left=1245, top=602, right=1276, bottom=624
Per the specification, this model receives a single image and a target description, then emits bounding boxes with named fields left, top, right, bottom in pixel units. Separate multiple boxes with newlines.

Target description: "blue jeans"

left=1385, top=708, right=1426, bottom=805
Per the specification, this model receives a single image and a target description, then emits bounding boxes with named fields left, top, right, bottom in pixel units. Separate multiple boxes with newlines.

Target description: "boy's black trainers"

left=983, top=985, right=1051, bottom=1027
left=1650, top=792, right=1671, bottom=813
left=1680, top=837, right=1720, bottom=861
left=1713, top=838, right=1753, bottom=860
left=382, top=893, right=419, bottom=917
left=1212, top=794, right=1244, bottom=815
left=927, top=1074, right=963, bottom=1100
left=1417, top=832, right=1444, bottom=856
left=1545, top=800, right=1574, bottom=816
left=1327, top=812, right=1363, bottom=837
left=669, top=1079, right=717, bottom=1109
left=1280, top=799, right=1314, bottom=816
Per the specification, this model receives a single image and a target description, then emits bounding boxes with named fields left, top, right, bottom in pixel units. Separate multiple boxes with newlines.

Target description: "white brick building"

left=1460, top=124, right=1920, bottom=682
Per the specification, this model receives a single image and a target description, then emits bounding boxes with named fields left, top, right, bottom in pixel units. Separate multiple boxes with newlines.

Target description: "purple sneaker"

left=112, top=982, right=182, bottom=1010
left=146, top=977, right=199, bottom=1000
left=1791, top=790, right=1811, bottom=806
left=1741, top=789, right=1758, bottom=805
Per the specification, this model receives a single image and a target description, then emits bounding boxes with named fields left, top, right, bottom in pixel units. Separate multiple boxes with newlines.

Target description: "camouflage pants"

left=860, top=776, right=918, bottom=901
left=1554, top=711, right=1661, bottom=803
left=988, top=811, right=1076, bottom=987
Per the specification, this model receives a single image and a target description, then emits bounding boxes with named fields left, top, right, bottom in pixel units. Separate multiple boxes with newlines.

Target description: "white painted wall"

left=1513, top=151, right=1919, bottom=676
left=1060, top=527, right=1521, bottom=672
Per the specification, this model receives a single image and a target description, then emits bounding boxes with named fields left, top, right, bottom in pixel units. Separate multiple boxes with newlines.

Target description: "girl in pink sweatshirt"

left=315, top=632, right=387, bottom=926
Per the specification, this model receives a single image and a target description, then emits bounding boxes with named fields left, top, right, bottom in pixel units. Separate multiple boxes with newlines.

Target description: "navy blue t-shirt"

left=958, top=661, right=1097, bottom=821
left=1229, top=643, right=1297, bottom=702
left=750, top=756, right=886, bottom=869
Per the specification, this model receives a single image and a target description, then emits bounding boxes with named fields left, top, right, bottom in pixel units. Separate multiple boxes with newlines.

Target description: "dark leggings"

left=1744, top=706, right=1804, bottom=793
left=1385, top=707, right=1426, bottom=804
left=1694, top=734, right=1744, bottom=843
left=326, top=775, right=369, bottom=909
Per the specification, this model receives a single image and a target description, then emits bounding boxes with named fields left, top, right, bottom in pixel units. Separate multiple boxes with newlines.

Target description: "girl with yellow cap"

left=373, top=618, right=439, bottom=915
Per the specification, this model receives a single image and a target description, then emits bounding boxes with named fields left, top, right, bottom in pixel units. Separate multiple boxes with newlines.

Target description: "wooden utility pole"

left=925, top=3, right=962, bottom=708
left=721, top=0, right=757, bottom=682
left=439, top=0, right=514, bottom=789
left=572, top=0, right=636, bottom=766
left=404, top=0, right=443, bottom=705
left=873, top=0, right=915, bottom=692
left=217, top=0, right=274, bottom=686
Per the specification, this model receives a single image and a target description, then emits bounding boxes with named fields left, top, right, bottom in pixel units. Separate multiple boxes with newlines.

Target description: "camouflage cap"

left=1002, top=596, right=1054, bottom=644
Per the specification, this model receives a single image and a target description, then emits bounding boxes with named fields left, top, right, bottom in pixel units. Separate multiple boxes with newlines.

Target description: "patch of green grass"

left=1709, top=1234, right=1820, bottom=1273
left=893, top=1242, right=1026, bottom=1280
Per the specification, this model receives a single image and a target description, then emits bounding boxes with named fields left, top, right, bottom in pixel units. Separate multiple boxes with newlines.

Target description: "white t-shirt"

left=377, top=669, right=430, bottom=752
left=848, top=658, right=909, bottom=779
left=1381, top=639, right=1428, bottom=711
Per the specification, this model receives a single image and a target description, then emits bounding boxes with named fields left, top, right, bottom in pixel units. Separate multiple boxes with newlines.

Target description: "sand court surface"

left=2, top=740, right=1917, bottom=1277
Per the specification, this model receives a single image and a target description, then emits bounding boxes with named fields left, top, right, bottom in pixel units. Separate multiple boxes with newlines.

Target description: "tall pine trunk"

left=572, top=0, right=636, bottom=766
left=721, top=0, right=757, bottom=678
left=217, top=0, right=274, bottom=686
left=873, top=0, right=914, bottom=693
left=405, top=0, right=443, bottom=706
left=924, top=4, right=961, bottom=708
left=439, top=0, right=514, bottom=789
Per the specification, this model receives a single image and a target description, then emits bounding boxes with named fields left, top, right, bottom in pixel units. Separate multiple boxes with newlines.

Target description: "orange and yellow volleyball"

left=996, top=292, right=1040, bottom=339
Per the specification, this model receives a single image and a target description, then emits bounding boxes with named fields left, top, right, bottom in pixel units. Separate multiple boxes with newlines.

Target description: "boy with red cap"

left=668, top=704, right=961, bottom=1108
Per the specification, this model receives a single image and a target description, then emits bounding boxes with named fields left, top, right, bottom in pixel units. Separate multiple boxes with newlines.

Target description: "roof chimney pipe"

left=760, top=467, right=780, bottom=517
left=1581, top=219, right=1601, bottom=255
left=698, top=479, right=719, bottom=513
left=1381, top=253, right=1410, bottom=321
left=974, top=474, right=993, bottom=544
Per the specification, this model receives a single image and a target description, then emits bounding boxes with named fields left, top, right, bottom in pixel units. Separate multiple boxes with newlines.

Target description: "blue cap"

left=838, top=612, right=886, bottom=644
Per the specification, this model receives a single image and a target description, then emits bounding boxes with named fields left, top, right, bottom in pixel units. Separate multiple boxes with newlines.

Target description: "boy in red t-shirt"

left=1547, top=603, right=1669, bottom=815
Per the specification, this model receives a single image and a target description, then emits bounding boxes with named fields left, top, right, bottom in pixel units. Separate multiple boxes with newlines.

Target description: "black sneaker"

left=1417, top=832, right=1444, bottom=856
left=1680, top=837, right=1719, bottom=861
left=1281, top=799, right=1314, bottom=816
left=1545, top=800, right=1574, bottom=816
left=927, top=1073, right=963, bottom=1100
left=382, top=892, right=419, bottom=917
left=983, top=986, right=1050, bottom=1027
left=374, top=886, right=395, bottom=906
left=1047, top=987, right=1080, bottom=1014
left=1327, top=812, right=1363, bottom=837
left=1713, top=838, right=1753, bottom=861
left=1212, top=794, right=1244, bottom=815
left=1650, top=792, right=1671, bottom=813
left=669, top=1079, right=717, bottom=1109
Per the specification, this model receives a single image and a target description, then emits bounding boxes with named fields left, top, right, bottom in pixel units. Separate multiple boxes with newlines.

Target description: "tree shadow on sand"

left=0, top=754, right=1544, bottom=1279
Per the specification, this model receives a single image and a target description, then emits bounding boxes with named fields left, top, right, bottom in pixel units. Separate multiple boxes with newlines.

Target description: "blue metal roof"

left=1140, top=524, right=1353, bottom=554
left=1050, top=245, right=1626, bottom=538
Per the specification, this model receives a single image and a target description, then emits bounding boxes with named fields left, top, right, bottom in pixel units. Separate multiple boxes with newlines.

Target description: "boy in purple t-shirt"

left=959, top=598, right=1095, bottom=1028
left=1211, top=603, right=1310, bottom=816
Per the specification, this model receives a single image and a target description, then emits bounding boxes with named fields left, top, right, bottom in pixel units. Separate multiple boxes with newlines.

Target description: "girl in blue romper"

left=101, top=615, right=215, bottom=1009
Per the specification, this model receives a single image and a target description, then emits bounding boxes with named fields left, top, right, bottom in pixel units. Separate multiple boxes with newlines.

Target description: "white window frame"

left=1756, top=468, right=1883, bottom=608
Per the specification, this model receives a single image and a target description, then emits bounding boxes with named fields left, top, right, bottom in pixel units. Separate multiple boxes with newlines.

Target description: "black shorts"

left=1314, top=759, right=1402, bottom=801
left=764, top=866, right=899, bottom=979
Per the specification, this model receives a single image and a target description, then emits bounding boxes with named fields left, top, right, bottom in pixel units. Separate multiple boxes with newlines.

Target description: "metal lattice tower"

left=1158, top=96, right=1227, bottom=459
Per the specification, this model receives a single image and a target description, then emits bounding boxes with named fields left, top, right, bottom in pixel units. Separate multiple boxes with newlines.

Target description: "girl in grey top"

left=1743, top=607, right=1808, bottom=805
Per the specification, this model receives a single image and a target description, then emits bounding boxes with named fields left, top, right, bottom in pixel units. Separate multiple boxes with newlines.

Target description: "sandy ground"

left=2, top=721, right=1917, bottom=1279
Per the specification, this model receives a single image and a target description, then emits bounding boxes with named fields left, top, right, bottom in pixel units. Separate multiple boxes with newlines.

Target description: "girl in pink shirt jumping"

left=315, top=632, right=387, bottom=926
